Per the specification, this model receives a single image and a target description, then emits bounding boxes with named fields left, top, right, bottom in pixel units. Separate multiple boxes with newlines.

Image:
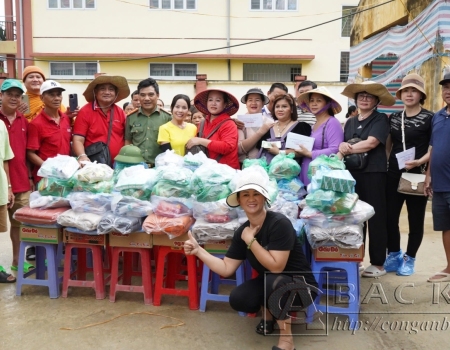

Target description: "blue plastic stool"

left=307, top=259, right=360, bottom=329
left=199, top=254, right=246, bottom=316
left=16, top=241, right=64, bottom=299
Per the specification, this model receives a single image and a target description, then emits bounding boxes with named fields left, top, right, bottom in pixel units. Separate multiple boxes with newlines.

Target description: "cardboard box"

left=109, top=231, right=153, bottom=248
left=321, top=170, right=356, bottom=193
left=64, top=229, right=107, bottom=246
left=20, top=225, right=63, bottom=243
left=151, top=232, right=189, bottom=250
left=204, top=240, right=232, bottom=254
left=313, top=244, right=364, bottom=262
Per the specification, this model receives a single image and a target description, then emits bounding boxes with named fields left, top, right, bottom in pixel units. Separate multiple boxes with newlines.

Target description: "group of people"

left=1, top=64, right=450, bottom=350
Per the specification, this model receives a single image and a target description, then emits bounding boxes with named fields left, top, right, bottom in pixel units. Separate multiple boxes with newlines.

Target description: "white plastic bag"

left=193, top=199, right=237, bottom=223
left=111, top=194, right=153, bottom=218
left=57, top=209, right=102, bottom=232
left=115, top=165, right=158, bottom=191
left=29, top=191, right=70, bottom=209
left=97, top=212, right=143, bottom=234
left=306, top=223, right=363, bottom=249
left=37, top=155, right=79, bottom=179
left=155, top=149, right=184, bottom=168
left=67, top=192, right=112, bottom=215
left=76, top=162, right=114, bottom=183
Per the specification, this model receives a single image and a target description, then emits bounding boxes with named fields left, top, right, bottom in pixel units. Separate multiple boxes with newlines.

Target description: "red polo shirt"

left=72, top=103, right=126, bottom=166
left=27, top=110, right=72, bottom=183
left=0, top=111, right=30, bottom=193
left=201, top=113, right=239, bottom=169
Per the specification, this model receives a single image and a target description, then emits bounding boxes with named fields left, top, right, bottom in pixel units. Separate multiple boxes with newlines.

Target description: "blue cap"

left=1, top=79, right=25, bottom=93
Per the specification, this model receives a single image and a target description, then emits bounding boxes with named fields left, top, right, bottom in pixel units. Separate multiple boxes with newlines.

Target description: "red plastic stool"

left=62, top=243, right=106, bottom=300
left=153, top=246, right=199, bottom=310
left=109, top=247, right=153, bottom=305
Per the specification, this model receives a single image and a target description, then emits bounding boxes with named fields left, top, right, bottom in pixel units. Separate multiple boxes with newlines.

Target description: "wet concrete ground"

left=1, top=202, right=449, bottom=350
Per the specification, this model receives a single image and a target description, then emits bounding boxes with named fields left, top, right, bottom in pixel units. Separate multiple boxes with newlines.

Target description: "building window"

left=250, top=0, right=297, bottom=11
left=341, top=6, right=357, bottom=37
left=150, top=0, right=196, bottom=10
left=48, top=0, right=95, bottom=9
left=243, top=63, right=302, bottom=82
left=149, top=63, right=197, bottom=80
left=49, top=62, right=98, bottom=79
left=340, top=52, right=350, bottom=82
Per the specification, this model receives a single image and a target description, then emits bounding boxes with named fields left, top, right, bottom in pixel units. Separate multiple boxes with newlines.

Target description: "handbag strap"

left=203, top=119, right=232, bottom=139
left=106, top=107, right=114, bottom=146
left=321, top=118, right=331, bottom=149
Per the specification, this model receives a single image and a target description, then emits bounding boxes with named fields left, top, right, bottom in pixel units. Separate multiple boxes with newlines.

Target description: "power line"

left=11, top=0, right=394, bottom=64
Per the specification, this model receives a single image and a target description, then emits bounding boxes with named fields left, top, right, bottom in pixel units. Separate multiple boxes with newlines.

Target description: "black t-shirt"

left=226, top=211, right=317, bottom=288
left=388, top=108, right=433, bottom=176
left=344, top=110, right=390, bottom=173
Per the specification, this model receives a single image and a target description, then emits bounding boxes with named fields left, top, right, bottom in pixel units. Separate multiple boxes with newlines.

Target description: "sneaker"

left=397, top=254, right=416, bottom=276
left=383, top=250, right=403, bottom=272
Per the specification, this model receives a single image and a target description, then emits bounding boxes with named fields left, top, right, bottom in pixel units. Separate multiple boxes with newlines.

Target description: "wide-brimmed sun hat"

left=240, top=87, right=269, bottom=105
left=194, top=89, right=239, bottom=116
left=297, top=86, right=342, bottom=114
left=341, top=81, right=395, bottom=106
left=83, top=75, right=130, bottom=103
left=226, top=173, right=271, bottom=208
left=395, top=73, right=427, bottom=100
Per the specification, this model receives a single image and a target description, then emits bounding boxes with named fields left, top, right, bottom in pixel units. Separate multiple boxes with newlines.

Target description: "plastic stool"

left=308, top=259, right=360, bottom=329
left=199, top=254, right=246, bottom=316
left=62, top=243, right=106, bottom=300
left=109, top=247, right=153, bottom=305
left=16, top=241, right=63, bottom=298
left=153, top=246, right=199, bottom=310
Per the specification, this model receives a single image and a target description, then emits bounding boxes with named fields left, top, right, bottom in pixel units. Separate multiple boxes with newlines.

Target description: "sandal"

left=0, top=270, right=16, bottom=283
left=362, top=265, right=386, bottom=278
left=255, top=319, right=275, bottom=335
left=11, top=262, right=35, bottom=273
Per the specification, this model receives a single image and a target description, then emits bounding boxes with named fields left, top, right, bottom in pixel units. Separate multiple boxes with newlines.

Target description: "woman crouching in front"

left=184, top=172, right=317, bottom=350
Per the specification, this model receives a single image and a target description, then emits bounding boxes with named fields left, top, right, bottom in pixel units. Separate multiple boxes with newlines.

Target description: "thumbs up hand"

left=184, top=230, right=200, bottom=256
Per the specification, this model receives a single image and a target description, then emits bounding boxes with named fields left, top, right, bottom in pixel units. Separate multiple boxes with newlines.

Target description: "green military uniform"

left=125, top=107, right=172, bottom=164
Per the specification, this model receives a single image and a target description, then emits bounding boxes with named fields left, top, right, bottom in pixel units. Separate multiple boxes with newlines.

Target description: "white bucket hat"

left=226, top=172, right=271, bottom=208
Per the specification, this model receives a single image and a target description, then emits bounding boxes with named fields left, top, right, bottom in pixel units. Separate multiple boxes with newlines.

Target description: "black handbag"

left=344, top=115, right=375, bottom=170
left=85, top=108, right=114, bottom=165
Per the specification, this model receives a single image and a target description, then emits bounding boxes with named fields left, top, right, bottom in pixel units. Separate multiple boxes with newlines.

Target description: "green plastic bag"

left=120, top=188, right=152, bottom=200
left=305, top=189, right=358, bottom=214
left=72, top=179, right=114, bottom=193
left=268, top=153, right=301, bottom=181
left=37, top=177, right=73, bottom=197
left=308, top=154, right=345, bottom=180
left=152, top=181, right=193, bottom=198
left=195, top=184, right=231, bottom=202
left=242, top=157, right=269, bottom=172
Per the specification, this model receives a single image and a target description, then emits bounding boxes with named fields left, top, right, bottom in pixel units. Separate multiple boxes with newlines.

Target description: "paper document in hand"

left=285, top=132, right=315, bottom=151
left=236, top=114, right=263, bottom=128
left=262, top=140, right=282, bottom=149
left=395, top=147, right=415, bottom=169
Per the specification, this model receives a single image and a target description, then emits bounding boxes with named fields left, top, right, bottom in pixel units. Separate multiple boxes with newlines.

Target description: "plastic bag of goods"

left=277, top=178, right=306, bottom=202
left=268, top=195, right=299, bottom=223
left=151, top=195, right=192, bottom=217
left=57, top=209, right=102, bottom=232
left=119, top=188, right=151, bottom=200
left=115, top=165, right=158, bottom=191
left=191, top=163, right=236, bottom=202
left=268, top=153, right=301, bottom=181
left=242, top=156, right=269, bottom=172
left=13, top=206, right=70, bottom=225
left=308, top=154, right=345, bottom=180
left=29, top=191, right=70, bottom=209
left=37, top=155, right=79, bottom=179
left=320, top=169, right=355, bottom=194
left=300, top=200, right=374, bottom=228
left=76, top=162, right=114, bottom=183
left=183, top=151, right=210, bottom=171
left=307, top=166, right=331, bottom=194
left=37, top=177, right=73, bottom=197
left=306, top=223, right=363, bottom=249
left=305, top=190, right=358, bottom=215
left=193, top=199, right=237, bottom=223
left=152, top=166, right=193, bottom=198
left=97, top=212, right=143, bottom=235
left=155, top=150, right=184, bottom=168
left=191, top=218, right=240, bottom=243
left=71, top=179, right=115, bottom=194
left=142, top=214, right=195, bottom=238
left=67, top=192, right=112, bottom=215
left=111, top=195, right=153, bottom=217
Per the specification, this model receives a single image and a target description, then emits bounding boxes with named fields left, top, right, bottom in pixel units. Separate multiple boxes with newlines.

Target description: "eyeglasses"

left=357, top=94, right=376, bottom=101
